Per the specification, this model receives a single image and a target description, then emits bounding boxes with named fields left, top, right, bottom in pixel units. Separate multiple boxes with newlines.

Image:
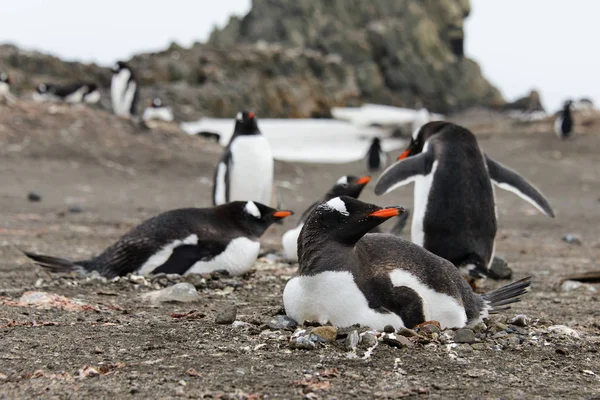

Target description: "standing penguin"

left=374, top=121, right=554, bottom=281
left=283, top=196, right=531, bottom=330
left=212, top=111, right=274, bottom=206
left=142, top=98, right=174, bottom=122
left=23, top=201, right=292, bottom=278
left=0, top=72, right=15, bottom=104
left=111, top=61, right=138, bottom=118
left=366, top=137, right=387, bottom=172
left=282, top=175, right=371, bottom=261
left=554, top=100, right=573, bottom=139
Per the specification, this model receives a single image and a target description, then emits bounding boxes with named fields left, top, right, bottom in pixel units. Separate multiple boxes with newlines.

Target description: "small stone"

left=93, top=347, right=104, bottom=354
left=492, top=331, right=508, bottom=339
left=487, top=256, right=513, bottom=280
left=382, top=334, right=413, bottom=348
left=420, top=324, right=441, bottom=335
left=141, top=282, right=200, bottom=303
left=471, top=343, right=487, bottom=351
left=346, top=330, right=360, bottom=350
left=290, top=334, right=317, bottom=350
left=397, top=327, right=419, bottom=337
left=130, top=386, right=140, bottom=394
left=232, top=320, right=251, bottom=328
left=309, top=326, right=338, bottom=342
left=267, top=315, right=297, bottom=331
left=455, top=343, right=473, bottom=354
left=472, top=322, right=487, bottom=333
left=178, top=379, right=187, bottom=386
left=360, top=332, right=378, bottom=347
left=383, top=325, right=396, bottom=333
left=547, top=325, right=580, bottom=339
left=184, top=274, right=207, bottom=289
left=560, top=280, right=583, bottom=292
left=454, top=328, right=476, bottom=344
left=506, top=335, right=520, bottom=347
left=27, top=191, right=42, bottom=202
left=508, top=314, right=529, bottom=327
left=562, top=234, right=582, bottom=245
left=214, top=304, right=237, bottom=324
left=490, top=322, right=508, bottom=333
left=582, top=370, right=595, bottom=376
left=129, top=275, right=148, bottom=285
left=68, top=205, right=84, bottom=213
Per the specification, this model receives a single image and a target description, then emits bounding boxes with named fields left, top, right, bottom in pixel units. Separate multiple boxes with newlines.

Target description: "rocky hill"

left=0, top=0, right=503, bottom=119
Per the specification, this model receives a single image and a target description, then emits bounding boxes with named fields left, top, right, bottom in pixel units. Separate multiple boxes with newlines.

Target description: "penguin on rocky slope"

left=213, top=111, right=274, bottom=206
left=283, top=196, right=531, bottom=330
left=24, top=201, right=292, bottom=278
left=111, top=61, right=138, bottom=118
left=554, top=100, right=573, bottom=140
left=374, top=121, right=554, bottom=283
left=142, top=98, right=174, bottom=122
left=282, top=175, right=371, bottom=261
left=0, top=72, right=15, bottom=104
left=366, top=137, right=387, bottom=172
left=34, top=82, right=100, bottom=104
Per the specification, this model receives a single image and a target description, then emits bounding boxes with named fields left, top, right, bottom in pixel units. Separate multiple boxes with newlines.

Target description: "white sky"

left=0, top=0, right=596, bottom=112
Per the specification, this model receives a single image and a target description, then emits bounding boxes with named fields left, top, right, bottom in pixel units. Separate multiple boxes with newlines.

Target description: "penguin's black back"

left=561, top=106, right=573, bottom=137
left=423, top=127, right=496, bottom=270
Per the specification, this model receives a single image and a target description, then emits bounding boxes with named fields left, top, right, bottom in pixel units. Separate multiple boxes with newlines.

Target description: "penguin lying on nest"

left=283, top=196, right=531, bottom=330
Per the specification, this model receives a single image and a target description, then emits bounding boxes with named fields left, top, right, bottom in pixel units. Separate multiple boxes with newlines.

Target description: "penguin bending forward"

left=111, top=61, right=138, bottom=118
left=554, top=100, right=573, bottom=140
left=213, top=111, right=274, bottom=206
left=366, top=137, right=387, bottom=172
left=282, top=175, right=371, bottom=261
left=283, top=196, right=531, bottom=330
left=375, top=121, right=554, bottom=281
left=24, top=201, right=292, bottom=278
left=34, top=82, right=100, bottom=104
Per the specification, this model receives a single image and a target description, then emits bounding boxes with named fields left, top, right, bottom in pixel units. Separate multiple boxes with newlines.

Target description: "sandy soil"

left=0, top=102, right=599, bottom=399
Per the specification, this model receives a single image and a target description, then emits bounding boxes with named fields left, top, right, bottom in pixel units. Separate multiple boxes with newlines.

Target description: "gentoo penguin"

left=281, top=175, right=371, bottom=261
left=111, top=61, right=138, bottom=118
left=554, top=100, right=573, bottom=140
left=142, top=98, right=174, bottom=122
left=366, top=137, right=387, bottom=172
left=34, top=82, right=101, bottom=104
left=24, top=201, right=292, bottom=278
left=283, top=196, right=531, bottom=329
left=374, top=121, right=554, bottom=281
left=0, top=72, right=15, bottom=104
left=212, top=111, right=274, bottom=206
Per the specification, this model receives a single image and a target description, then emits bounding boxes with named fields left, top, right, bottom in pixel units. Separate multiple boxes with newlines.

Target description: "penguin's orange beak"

left=356, top=176, right=371, bottom=185
left=273, top=210, right=293, bottom=218
left=398, top=149, right=411, bottom=160
left=369, top=207, right=404, bottom=218
left=248, top=111, right=255, bottom=119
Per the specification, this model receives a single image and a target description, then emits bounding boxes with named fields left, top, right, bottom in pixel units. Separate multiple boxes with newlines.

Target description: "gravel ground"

left=0, top=102, right=599, bottom=399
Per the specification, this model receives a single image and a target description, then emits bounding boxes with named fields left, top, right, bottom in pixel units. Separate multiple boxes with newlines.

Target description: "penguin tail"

left=22, top=251, right=88, bottom=274
left=481, top=276, right=532, bottom=313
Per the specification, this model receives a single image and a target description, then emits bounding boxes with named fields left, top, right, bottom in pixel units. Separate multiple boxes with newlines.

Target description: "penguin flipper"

left=212, top=150, right=232, bottom=206
left=485, top=154, right=555, bottom=217
left=374, top=152, right=433, bottom=195
left=151, top=242, right=227, bottom=275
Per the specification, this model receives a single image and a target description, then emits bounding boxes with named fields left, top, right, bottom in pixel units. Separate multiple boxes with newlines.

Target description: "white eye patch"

left=244, top=201, right=261, bottom=218
left=323, top=197, right=349, bottom=216
left=336, top=176, right=348, bottom=185
left=236, top=112, right=243, bottom=122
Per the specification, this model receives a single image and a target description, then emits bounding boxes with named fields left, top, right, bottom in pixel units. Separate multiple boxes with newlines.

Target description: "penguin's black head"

left=227, top=201, right=293, bottom=237
left=302, top=196, right=404, bottom=246
left=234, top=111, right=260, bottom=135
left=150, top=98, right=162, bottom=107
left=399, top=121, right=450, bottom=160
left=0, top=72, right=10, bottom=84
left=112, top=61, right=130, bottom=73
left=326, top=175, right=371, bottom=199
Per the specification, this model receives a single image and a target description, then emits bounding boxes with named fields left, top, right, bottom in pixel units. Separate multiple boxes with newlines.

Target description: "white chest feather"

left=111, top=70, right=133, bottom=116
left=283, top=271, right=405, bottom=330
left=213, top=162, right=228, bottom=205
left=84, top=90, right=101, bottom=104
left=187, top=237, right=260, bottom=276
left=554, top=115, right=564, bottom=137
left=229, top=135, right=274, bottom=205
left=388, top=269, right=467, bottom=328
left=143, top=106, right=174, bottom=122
left=0, top=82, right=9, bottom=96
left=282, top=223, right=303, bottom=261
left=411, top=160, right=438, bottom=246
left=65, top=87, right=88, bottom=104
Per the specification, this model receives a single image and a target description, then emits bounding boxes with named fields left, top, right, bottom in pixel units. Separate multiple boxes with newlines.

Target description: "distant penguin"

left=366, top=137, right=387, bottom=172
left=281, top=175, right=371, bottom=261
left=34, top=82, right=100, bottom=104
left=111, top=61, right=138, bottom=118
left=375, top=121, right=554, bottom=282
left=23, top=201, right=293, bottom=278
left=212, top=111, right=274, bottom=206
left=554, top=100, right=573, bottom=140
left=0, top=72, right=15, bottom=104
left=142, top=98, right=174, bottom=122
left=283, top=196, right=532, bottom=329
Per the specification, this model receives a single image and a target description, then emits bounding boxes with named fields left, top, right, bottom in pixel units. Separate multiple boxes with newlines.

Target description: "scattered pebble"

left=547, top=325, right=580, bottom=339
left=309, top=326, right=338, bottom=343
left=141, top=283, right=200, bottom=303
left=68, top=205, right=84, bottom=213
left=214, top=304, right=237, bottom=325
left=383, top=325, right=396, bottom=333
left=360, top=332, right=378, bottom=348
left=419, top=324, right=441, bottom=335
left=268, top=315, right=297, bottom=331
left=345, top=330, right=360, bottom=350
left=508, top=314, right=529, bottom=327
left=454, top=328, right=476, bottom=344
left=555, top=347, right=569, bottom=355
left=397, top=327, right=419, bottom=337
left=488, top=256, right=513, bottom=280
left=27, top=191, right=42, bottom=202
left=562, top=234, right=582, bottom=245
left=382, top=333, right=413, bottom=349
